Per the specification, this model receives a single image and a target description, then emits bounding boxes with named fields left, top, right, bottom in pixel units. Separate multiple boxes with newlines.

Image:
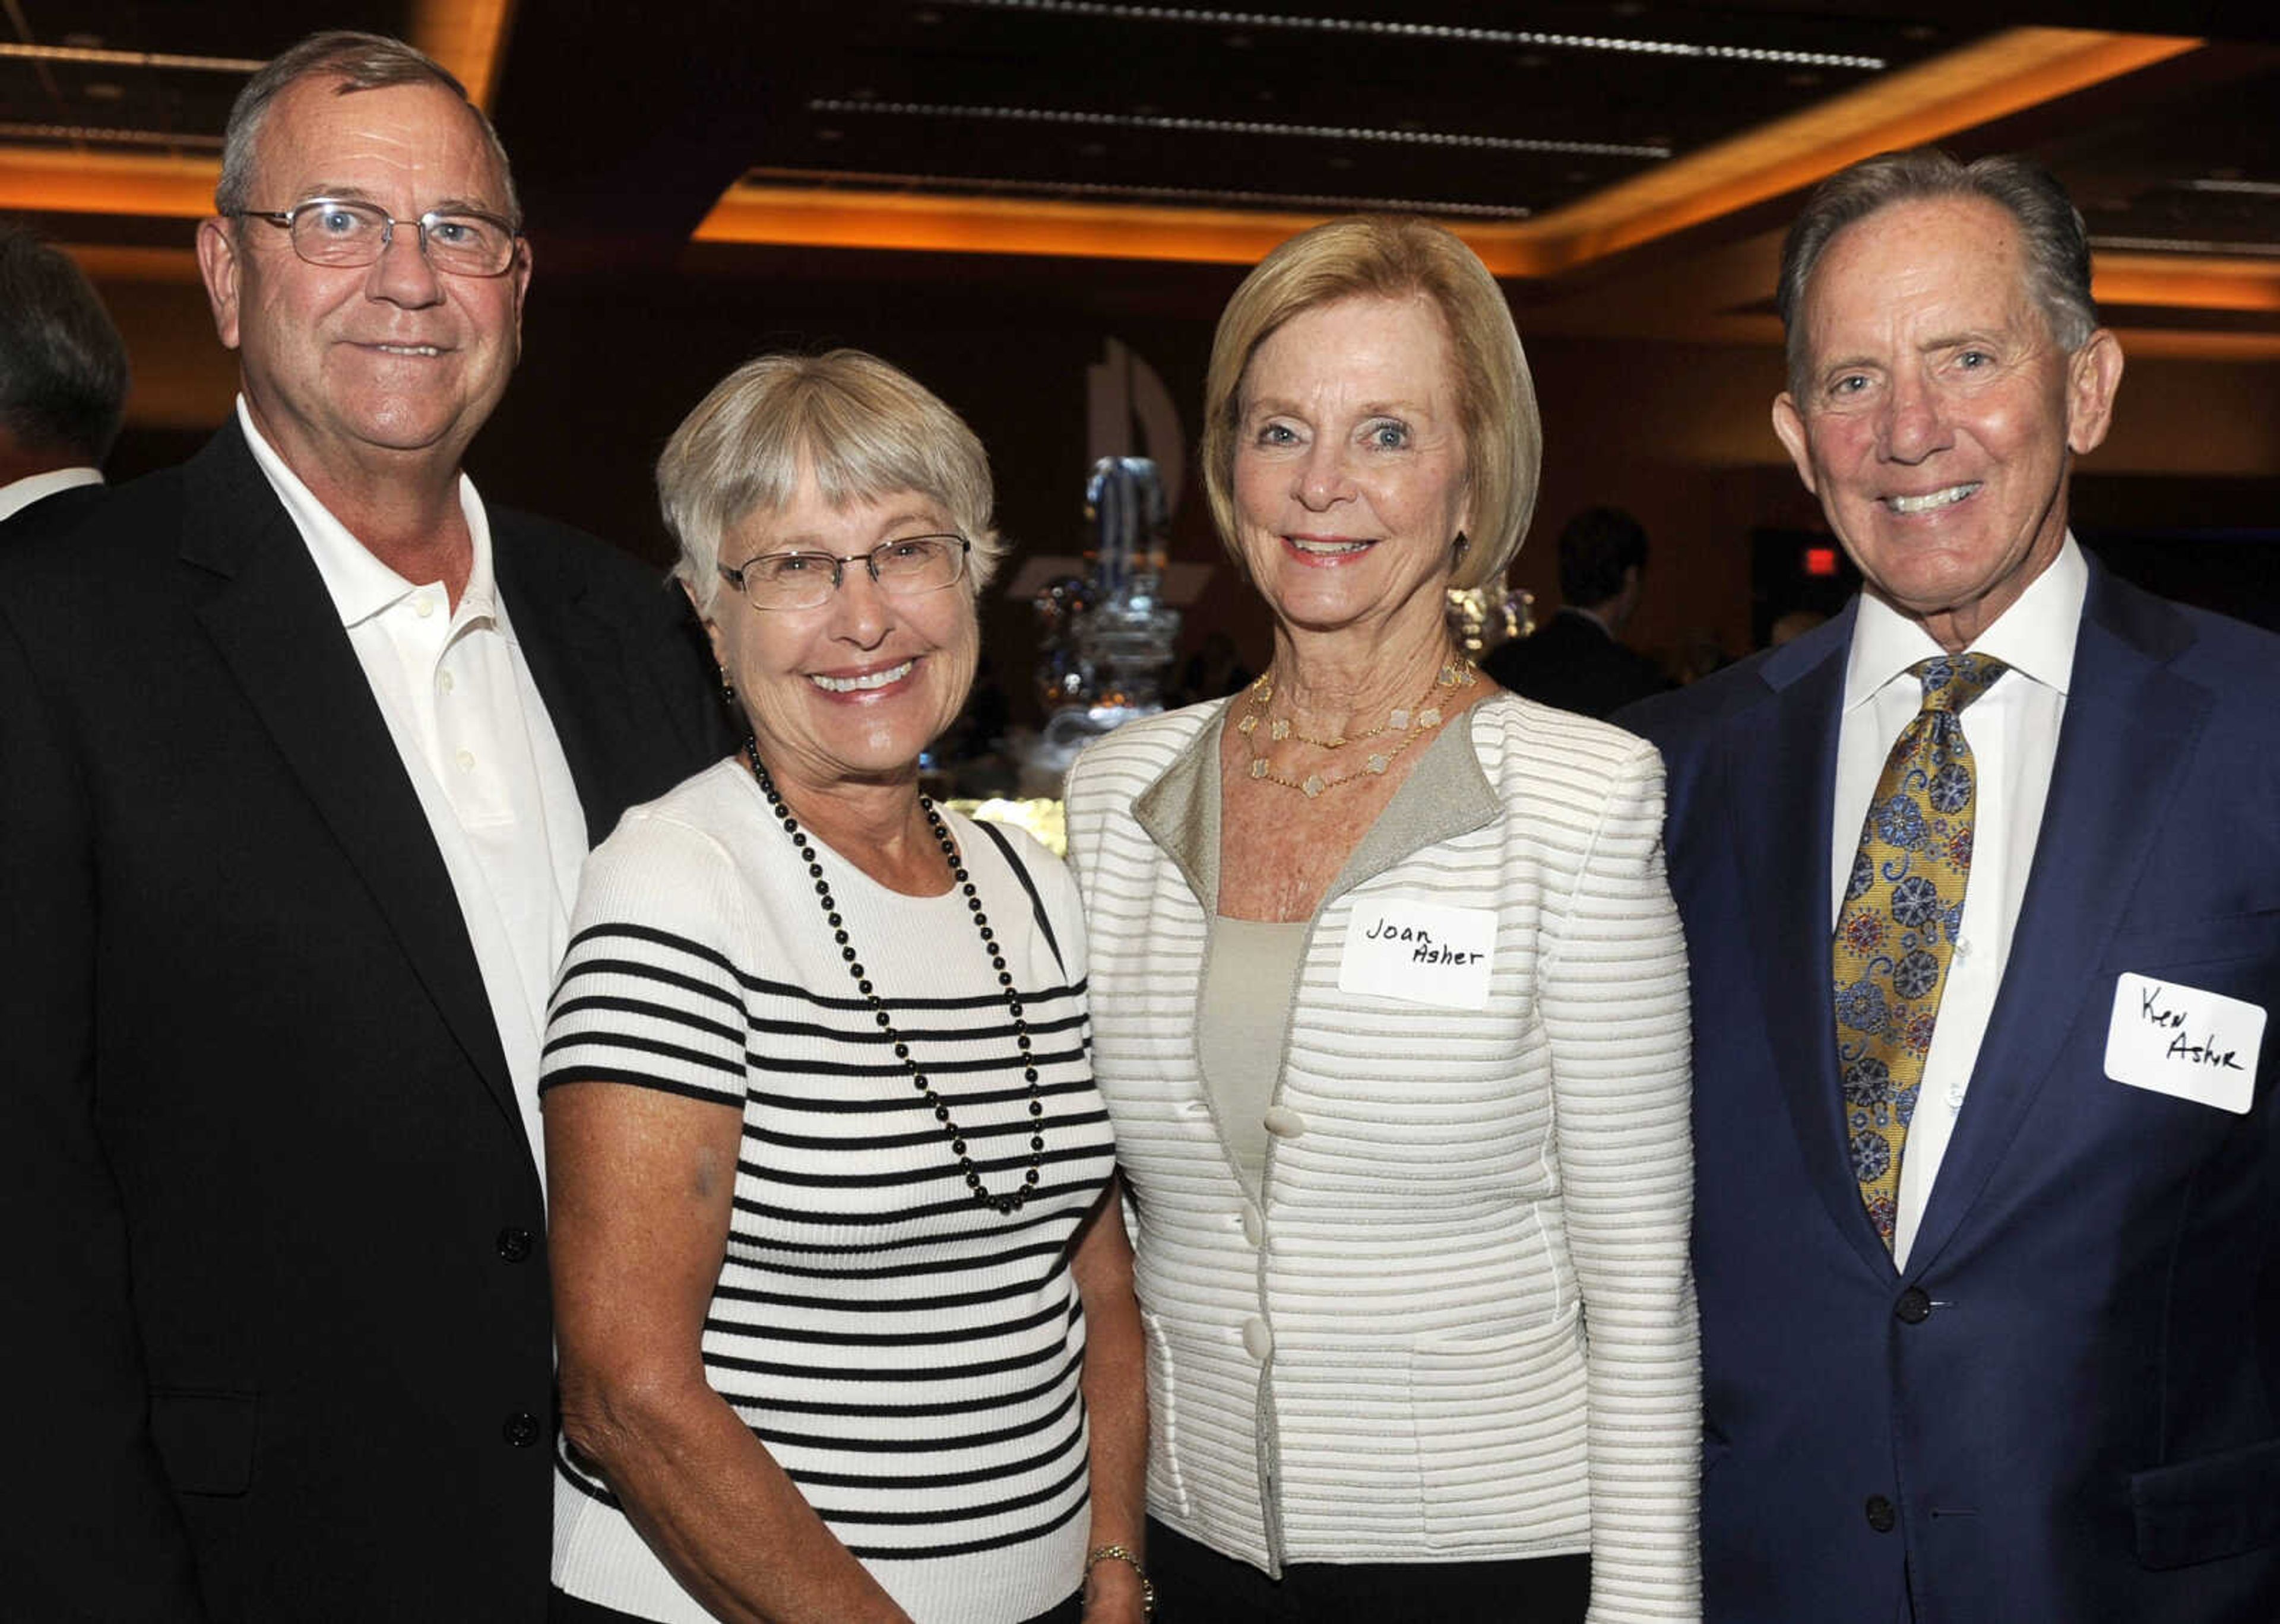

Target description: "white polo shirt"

left=240, top=398, right=587, bottom=1191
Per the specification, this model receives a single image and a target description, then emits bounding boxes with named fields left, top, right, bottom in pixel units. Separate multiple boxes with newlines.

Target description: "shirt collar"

left=0, top=464, right=102, bottom=524
left=1844, top=532, right=2086, bottom=712
left=236, top=395, right=498, bottom=631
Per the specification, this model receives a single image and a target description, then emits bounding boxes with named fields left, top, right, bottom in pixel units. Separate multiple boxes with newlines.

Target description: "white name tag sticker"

left=2104, top=972, right=2264, bottom=1114
left=1337, top=899, right=1496, bottom=1010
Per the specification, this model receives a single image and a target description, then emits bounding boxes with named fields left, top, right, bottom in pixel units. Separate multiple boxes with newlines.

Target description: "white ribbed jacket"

left=1064, top=694, right=1700, bottom=1622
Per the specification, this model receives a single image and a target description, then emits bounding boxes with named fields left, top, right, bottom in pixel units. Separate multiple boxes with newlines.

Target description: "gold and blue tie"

left=1832, top=654, right=2008, bottom=1248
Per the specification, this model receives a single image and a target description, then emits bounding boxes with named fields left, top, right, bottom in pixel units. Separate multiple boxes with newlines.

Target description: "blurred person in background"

left=0, top=221, right=128, bottom=543
left=1484, top=504, right=1668, bottom=717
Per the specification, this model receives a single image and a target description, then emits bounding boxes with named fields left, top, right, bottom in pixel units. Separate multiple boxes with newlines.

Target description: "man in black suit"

left=0, top=222, right=128, bottom=543
left=1485, top=505, right=1670, bottom=716
left=0, top=31, right=727, bottom=1622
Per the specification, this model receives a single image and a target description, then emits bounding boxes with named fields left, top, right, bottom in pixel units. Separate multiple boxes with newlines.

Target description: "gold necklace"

left=1238, top=661, right=1475, bottom=798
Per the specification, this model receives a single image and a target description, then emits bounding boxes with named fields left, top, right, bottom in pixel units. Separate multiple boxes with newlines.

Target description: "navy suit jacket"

left=0, top=423, right=732, bottom=1622
left=1622, top=560, right=2280, bottom=1624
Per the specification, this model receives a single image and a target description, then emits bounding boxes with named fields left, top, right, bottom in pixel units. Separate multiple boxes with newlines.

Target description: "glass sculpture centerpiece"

left=1026, top=456, right=1182, bottom=786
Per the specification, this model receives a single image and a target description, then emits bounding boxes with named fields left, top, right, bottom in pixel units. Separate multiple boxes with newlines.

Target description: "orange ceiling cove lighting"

left=0, top=148, right=217, bottom=218
left=1494, top=26, right=2200, bottom=273
left=0, top=2, right=517, bottom=218
left=698, top=185, right=1329, bottom=267
left=2094, top=253, right=2280, bottom=315
left=414, top=0, right=520, bottom=110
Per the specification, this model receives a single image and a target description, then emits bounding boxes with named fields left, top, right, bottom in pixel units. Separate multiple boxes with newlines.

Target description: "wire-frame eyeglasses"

left=232, top=197, right=522, bottom=278
left=717, top=534, right=971, bottom=612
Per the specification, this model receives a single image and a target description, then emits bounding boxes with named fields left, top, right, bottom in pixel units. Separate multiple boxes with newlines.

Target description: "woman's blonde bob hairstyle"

left=1201, top=215, right=1541, bottom=594
left=659, top=348, right=1003, bottom=613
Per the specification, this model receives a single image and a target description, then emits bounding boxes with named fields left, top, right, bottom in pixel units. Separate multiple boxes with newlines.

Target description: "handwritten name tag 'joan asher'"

left=1337, top=900, right=1496, bottom=1010
left=2104, top=972, right=2265, bottom=1115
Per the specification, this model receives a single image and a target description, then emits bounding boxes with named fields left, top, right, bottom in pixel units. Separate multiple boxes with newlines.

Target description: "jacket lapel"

left=1907, top=564, right=2208, bottom=1270
left=1129, top=697, right=1506, bottom=916
left=498, top=525, right=733, bottom=843
left=180, top=424, right=521, bottom=1140
left=1727, top=614, right=1901, bottom=1276
left=493, top=523, right=624, bottom=844
left=1131, top=703, right=1224, bottom=915
left=1322, top=707, right=1500, bottom=902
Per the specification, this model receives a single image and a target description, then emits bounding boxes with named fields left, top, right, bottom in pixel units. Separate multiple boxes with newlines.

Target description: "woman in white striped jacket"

left=1064, top=217, right=1700, bottom=1623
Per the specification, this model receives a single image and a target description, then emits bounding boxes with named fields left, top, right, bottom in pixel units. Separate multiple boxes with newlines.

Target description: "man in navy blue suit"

left=1623, top=149, right=2280, bottom=1623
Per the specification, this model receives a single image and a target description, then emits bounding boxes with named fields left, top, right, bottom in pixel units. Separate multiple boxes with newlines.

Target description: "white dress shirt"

left=0, top=464, right=102, bottom=523
left=239, top=398, right=587, bottom=1191
left=1829, top=536, right=2086, bottom=1268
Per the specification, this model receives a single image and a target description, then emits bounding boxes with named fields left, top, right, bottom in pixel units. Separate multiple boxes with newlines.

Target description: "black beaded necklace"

left=743, top=747, right=1046, bottom=1213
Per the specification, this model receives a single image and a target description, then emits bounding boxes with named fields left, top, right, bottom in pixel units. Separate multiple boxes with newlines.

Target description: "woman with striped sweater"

left=1064, top=218, right=1700, bottom=1622
left=542, top=352, right=1148, bottom=1624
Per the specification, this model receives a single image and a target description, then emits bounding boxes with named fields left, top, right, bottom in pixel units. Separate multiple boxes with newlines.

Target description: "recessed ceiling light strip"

left=0, top=121, right=223, bottom=147
left=942, top=0, right=1886, bottom=71
left=2091, top=234, right=2280, bottom=258
left=808, top=99, right=1668, bottom=160
left=2184, top=179, right=2280, bottom=197
left=0, top=43, right=265, bottom=72
left=747, top=164, right=1533, bottom=217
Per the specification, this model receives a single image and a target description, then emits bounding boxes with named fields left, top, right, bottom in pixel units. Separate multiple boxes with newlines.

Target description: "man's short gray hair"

left=0, top=224, right=129, bottom=462
left=1777, top=148, right=2097, bottom=397
left=658, top=350, right=1005, bottom=613
left=214, top=30, right=519, bottom=224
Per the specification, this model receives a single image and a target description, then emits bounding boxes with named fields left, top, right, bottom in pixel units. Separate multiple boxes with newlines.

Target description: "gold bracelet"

left=1084, top=1543, right=1155, bottom=1619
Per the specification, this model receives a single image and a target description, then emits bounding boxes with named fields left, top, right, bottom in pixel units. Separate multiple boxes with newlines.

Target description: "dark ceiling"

left=4, top=1, right=2277, bottom=326
left=740, top=1, right=1927, bottom=218
left=0, top=1, right=403, bottom=153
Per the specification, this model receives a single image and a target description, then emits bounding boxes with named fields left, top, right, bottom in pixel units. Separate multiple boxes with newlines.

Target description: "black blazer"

left=0, top=475, right=109, bottom=547
left=0, top=423, right=731, bottom=1622
left=1483, top=607, right=1669, bottom=719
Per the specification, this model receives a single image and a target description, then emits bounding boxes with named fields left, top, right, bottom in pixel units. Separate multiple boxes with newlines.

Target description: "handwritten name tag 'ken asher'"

left=1337, top=899, right=1497, bottom=1010
left=2104, top=972, right=2265, bottom=1114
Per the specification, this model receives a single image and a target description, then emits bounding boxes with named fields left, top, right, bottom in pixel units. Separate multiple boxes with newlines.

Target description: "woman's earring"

left=1452, top=531, right=1471, bottom=557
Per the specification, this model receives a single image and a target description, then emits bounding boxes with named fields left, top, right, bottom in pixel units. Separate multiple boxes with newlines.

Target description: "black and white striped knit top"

left=541, top=760, right=1112, bottom=1624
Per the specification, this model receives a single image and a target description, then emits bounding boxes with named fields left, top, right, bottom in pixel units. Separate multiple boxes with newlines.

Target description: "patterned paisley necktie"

left=1832, top=653, right=2008, bottom=1249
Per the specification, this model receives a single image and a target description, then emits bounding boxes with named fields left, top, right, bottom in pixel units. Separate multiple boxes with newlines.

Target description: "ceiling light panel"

left=2034, top=68, right=2280, bottom=261
left=0, top=4, right=428, bottom=160
left=806, top=98, right=1671, bottom=160
left=784, top=0, right=1950, bottom=221
left=940, top=0, right=1886, bottom=71
left=0, top=44, right=267, bottom=72
left=745, top=163, right=1535, bottom=219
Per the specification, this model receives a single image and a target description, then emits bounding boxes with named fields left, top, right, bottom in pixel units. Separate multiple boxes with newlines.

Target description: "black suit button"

left=496, top=1226, right=534, bottom=1262
left=1895, top=1287, right=1932, bottom=1324
left=1865, top=1495, right=1898, bottom=1533
left=502, top=1412, right=542, bottom=1448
